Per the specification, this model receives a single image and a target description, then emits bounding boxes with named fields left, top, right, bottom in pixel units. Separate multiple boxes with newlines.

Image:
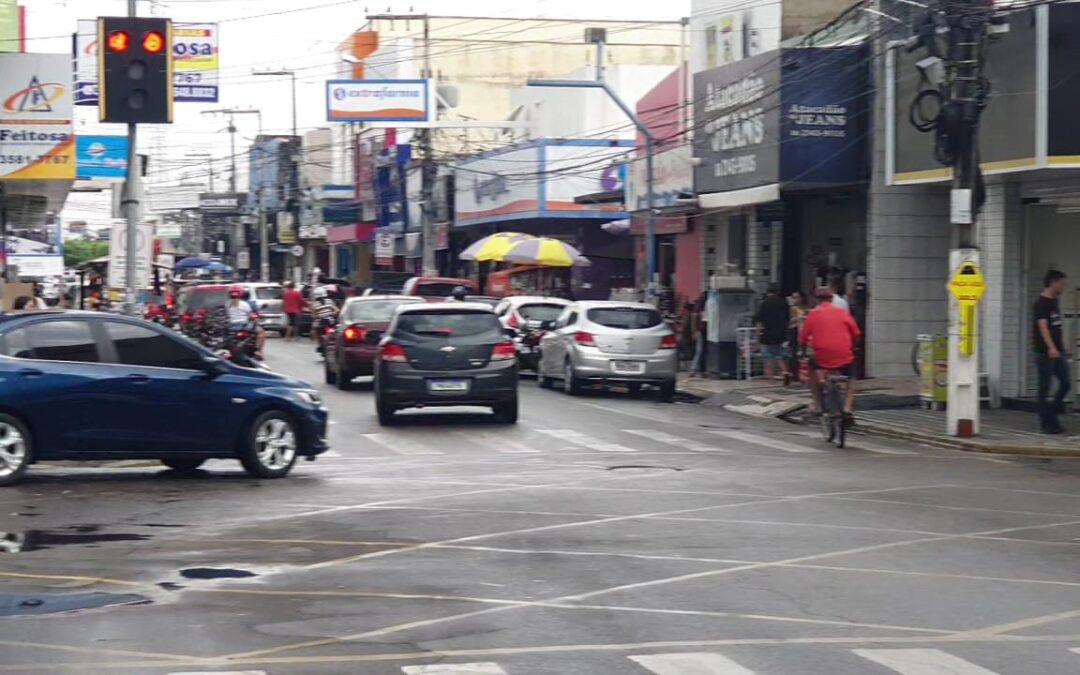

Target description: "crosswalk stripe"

left=362, top=433, right=444, bottom=456
left=402, top=663, right=508, bottom=674
left=535, top=428, right=637, bottom=453
left=623, top=429, right=731, bottom=453
left=629, top=652, right=757, bottom=674
left=853, top=649, right=1002, bottom=674
left=706, top=429, right=825, bottom=454
left=467, top=431, right=541, bottom=454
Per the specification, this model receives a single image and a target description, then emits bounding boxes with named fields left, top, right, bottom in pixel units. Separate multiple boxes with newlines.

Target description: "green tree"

left=63, top=239, right=109, bottom=268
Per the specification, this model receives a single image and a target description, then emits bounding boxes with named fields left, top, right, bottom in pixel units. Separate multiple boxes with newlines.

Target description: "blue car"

left=0, top=311, right=329, bottom=485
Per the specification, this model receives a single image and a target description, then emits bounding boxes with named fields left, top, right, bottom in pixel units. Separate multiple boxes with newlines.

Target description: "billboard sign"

left=74, top=20, right=219, bottom=105
left=627, top=145, right=694, bottom=212
left=326, top=79, right=433, bottom=123
left=5, top=217, right=63, bottom=277
left=0, top=53, right=74, bottom=181
left=75, top=134, right=127, bottom=179
left=0, top=0, right=23, bottom=55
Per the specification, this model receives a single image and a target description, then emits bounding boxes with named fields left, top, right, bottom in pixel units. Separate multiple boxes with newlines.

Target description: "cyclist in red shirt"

left=799, top=287, right=862, bottom=420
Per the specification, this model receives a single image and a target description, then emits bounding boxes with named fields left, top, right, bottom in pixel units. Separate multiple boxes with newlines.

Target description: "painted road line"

left=362, top=433, right=445, bottom=456
left=468, top=431, right=541, bottom=454
left=849, top=440, right=918, bottom=456
left=169, top=671, right=267, bottom=675
left=629, top=651, right=758, bottom=674
left=705, top=429, right=825, bottom=454
left=402, top=663, right=508, bottom=674
left=623, top=429, right=732, bottom=453
left=853, top=649, right=1002, bottom=674
left=535, top=428, right=638, bottom=453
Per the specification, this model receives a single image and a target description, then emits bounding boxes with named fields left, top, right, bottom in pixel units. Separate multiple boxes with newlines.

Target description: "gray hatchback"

left=374, top=303, right=519, bottom=425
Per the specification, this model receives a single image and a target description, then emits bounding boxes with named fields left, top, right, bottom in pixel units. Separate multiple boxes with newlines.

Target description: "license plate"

left=428, top=379, right=470, bottom=393
left=612, top=360, right=645, bottom=375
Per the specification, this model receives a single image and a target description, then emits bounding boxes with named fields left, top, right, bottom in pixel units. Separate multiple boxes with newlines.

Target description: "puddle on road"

left=0, top=592, right=149, bottom=617
left=0, top=528, right=150, bottom=554
left=179, top=567, right=258, bottom=580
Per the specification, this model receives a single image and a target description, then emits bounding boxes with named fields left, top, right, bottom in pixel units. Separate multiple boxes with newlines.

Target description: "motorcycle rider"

left=310, top=286, right=339, bottom=351
left=226, top=286, right=266, bottom=359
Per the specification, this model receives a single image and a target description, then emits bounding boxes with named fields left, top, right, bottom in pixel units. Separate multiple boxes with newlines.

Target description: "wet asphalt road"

left=1, top=338, right=1080, bottom=674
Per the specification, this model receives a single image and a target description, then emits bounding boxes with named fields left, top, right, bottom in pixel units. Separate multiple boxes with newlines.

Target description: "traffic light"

left=97, top=16, right=173, bottom=124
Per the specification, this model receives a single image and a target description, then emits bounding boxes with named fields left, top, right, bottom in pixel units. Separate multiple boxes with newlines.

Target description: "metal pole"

left=290, top=72, right=298, bottom=138
left=258, top=192, right=269, bottom=283
left=228, top=114, right=237, bottom=193
left=420, top=14, right=437, bottom=276
left=122, top=0, right=139, bottom=316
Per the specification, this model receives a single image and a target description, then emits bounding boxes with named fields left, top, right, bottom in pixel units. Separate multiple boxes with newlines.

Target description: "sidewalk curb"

left=856, top=421, right=1080, bottom=458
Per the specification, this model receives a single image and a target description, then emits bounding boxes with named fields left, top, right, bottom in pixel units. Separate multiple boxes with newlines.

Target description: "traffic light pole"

left=123, top=0, right=139, bottom=316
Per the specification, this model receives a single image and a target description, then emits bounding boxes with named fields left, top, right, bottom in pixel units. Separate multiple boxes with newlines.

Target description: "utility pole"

left=943, top=0, right=992, bottom=438
left=122, top=0, right=139, bottom=316
left=420, top=14, right=437, bottom=277
left=258, top=188, right=269, bottom=283
left=201, top=108, right=261, bottom=193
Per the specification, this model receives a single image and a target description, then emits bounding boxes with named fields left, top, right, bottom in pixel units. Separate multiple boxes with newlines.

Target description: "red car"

left=324, top=295, right=425, bottom=390
left=402, top=276, right=478, bottom=301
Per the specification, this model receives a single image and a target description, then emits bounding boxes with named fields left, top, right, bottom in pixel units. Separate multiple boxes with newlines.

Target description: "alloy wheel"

left=0, top=422, right=27, bottom=479
left=254, top=418, right=297, bottom=470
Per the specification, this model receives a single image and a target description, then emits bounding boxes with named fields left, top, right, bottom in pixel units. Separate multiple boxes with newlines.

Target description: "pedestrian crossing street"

left=339, top=424, right=919, bottom=459
left=399, top=647, right=1080, bottom=674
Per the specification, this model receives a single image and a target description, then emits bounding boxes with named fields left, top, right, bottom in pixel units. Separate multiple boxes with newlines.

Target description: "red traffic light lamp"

left=142, top=31, right=165, bottom=54
left=106, top=30, right=130, bottom=53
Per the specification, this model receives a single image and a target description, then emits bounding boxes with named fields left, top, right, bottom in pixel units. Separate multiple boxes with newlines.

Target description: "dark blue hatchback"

left=0, top=311, right=329, bottom=485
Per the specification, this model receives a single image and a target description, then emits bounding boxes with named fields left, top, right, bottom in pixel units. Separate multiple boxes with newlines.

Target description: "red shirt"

left=798, top=302, right=861, bottom=369
left=282, top=289, right=304, bottom=314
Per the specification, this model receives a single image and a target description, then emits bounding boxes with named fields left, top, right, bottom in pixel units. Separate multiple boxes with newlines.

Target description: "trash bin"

left=918, top=334, right=948, bottom=410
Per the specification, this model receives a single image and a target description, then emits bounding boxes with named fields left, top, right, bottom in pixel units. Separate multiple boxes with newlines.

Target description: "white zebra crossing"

left=623, top=429, right=732, bottom=453
left=852, top=649, right=1004, bottom=674
left=705, top=429, right=825, bottom=454
left=629, top=651, right=757, bottom=674
left=361, top=433, right=445, bottom=456
left=401, top=664, right=507, bottom=674
left=534, top=428, right=638, bottom=453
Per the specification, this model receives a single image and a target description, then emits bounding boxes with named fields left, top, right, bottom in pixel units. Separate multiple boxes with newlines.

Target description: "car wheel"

left=161, top=458, right=205, bottom=472
left=494, top=397, right=519, bottom=424
left=239, top=411, right=298, bottom=479
left=324, top=360, right=338, bottom=385
left=563, top=360, right=582, bottom=397
left=376, top=396, right=397, bottom=426
left=658, top=379, right=677, bottom=403
left=0, top=414, right=31, bottom=487
left=337, top=366, right=354, bottom=391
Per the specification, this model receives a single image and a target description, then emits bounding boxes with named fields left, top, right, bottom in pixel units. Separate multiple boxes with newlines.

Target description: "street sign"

left=947, top=261, right=985, bottom=357
left=290, top=245, right=303, bottom=258
left=236, top=250, right=250, bottom=270
left=107, top=221, right=154, bottom=289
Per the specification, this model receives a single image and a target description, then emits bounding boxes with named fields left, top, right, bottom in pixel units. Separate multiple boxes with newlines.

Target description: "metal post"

left=290, top=72, right=298, bottom=138
left=420, top=14, right=437, bottom=277
left=258, top=196, right=269, bottom=283
left=121, top=0, right=139, bottom=315
left=228, top=115, right=237, bottom=193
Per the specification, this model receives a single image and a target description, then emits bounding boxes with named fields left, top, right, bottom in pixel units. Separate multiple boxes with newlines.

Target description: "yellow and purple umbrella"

left=458, top=232, right=534, bottom=262
left=502, top=237, right=590, bottom=268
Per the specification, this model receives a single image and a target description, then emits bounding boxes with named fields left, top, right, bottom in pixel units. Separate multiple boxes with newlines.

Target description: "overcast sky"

left=22, top=0, right=689, bottom=224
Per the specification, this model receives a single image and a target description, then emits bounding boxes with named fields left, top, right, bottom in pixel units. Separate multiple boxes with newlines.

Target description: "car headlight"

left=296, top=389, right=322, bottom=405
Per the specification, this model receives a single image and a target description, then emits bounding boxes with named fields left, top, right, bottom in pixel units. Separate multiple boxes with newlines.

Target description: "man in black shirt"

left=755, top=284, right=791, bottom=383
left=1034, top=269, right=1071, bottom=434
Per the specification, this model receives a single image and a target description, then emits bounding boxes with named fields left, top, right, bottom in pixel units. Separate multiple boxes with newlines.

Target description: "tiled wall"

left=978, top=180, right=1024, bottom=402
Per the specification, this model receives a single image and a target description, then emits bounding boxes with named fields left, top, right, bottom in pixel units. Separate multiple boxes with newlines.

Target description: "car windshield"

left=397, top=311, right=501, bottom=338
left=416, top=282, right=467, bottom=297
left=255, top=287, right=282, bottom=300
left=343, top=299, right=419, bottom=323
left=185, top=290, right=229, bottom=310
left=518, top=303, right=566, bottom=321
left=587, top=307, right=662, bottom=330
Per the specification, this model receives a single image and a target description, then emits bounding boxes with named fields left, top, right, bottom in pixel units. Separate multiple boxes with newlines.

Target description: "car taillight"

left=574, top=331, right=596, bottom=346
left=343, top=325, right=367, bottom=343
left=507, top=312, right=519, bottom=328
left=660, top=334, right=677, bottom=349
left=380, top=343, right=407, bottom=363
left=491, top=341, right=516, bottom=361
left=181, top=312, right=192, bottom=323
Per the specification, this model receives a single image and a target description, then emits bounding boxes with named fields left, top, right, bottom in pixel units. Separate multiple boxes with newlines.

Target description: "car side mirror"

left=202, top=355, right=230, bottom=376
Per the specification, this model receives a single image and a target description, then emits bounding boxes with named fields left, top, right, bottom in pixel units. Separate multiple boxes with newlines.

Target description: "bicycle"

left=819, top=368, right=850, bottom=448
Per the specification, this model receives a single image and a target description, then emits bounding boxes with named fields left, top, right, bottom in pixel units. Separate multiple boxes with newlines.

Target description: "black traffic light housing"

left=97, top=16, right=173, bottom=124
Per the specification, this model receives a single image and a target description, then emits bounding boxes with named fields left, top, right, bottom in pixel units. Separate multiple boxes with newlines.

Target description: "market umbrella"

left=503, top=237, right=590, bottom=268
left=175, top=257, right=210, bottom=270
left=205, top=261, right=233, bottom=274
left=458, top=232, right=534, bottom=262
